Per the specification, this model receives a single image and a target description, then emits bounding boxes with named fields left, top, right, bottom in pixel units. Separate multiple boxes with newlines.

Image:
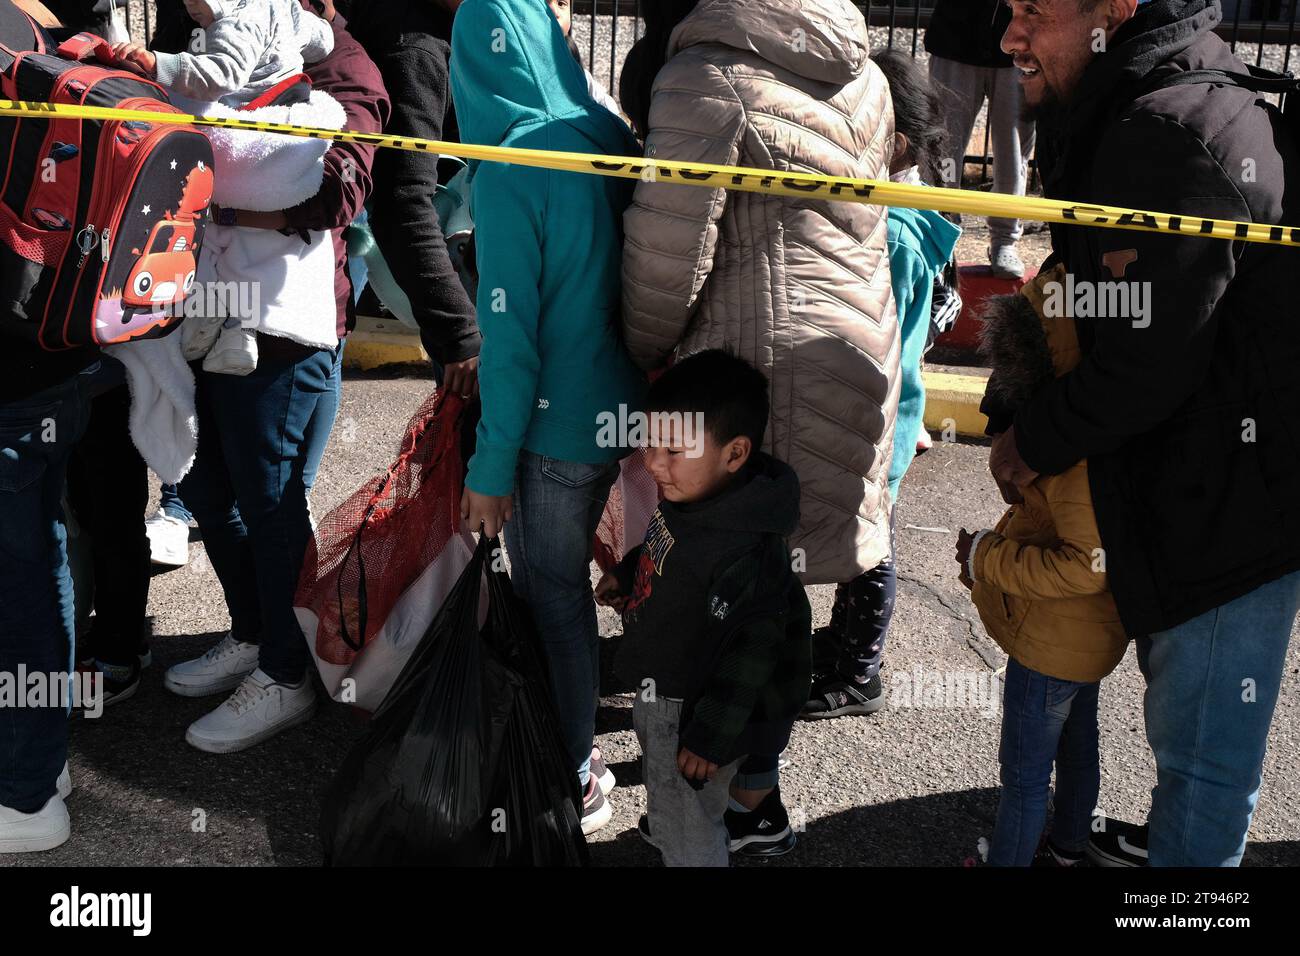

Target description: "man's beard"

left=1021, top=84, right=1065, bottom=125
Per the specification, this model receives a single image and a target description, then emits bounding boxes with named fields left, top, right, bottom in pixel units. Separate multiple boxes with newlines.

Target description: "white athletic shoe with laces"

left=185, top=668, right=317, bottom=754
left=0, top=794, right=70, bottom=854
left=164, top=633, right=260, bottom=698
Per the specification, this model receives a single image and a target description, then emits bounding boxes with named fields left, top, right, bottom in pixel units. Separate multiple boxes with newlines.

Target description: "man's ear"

left=725, top=436, right=753, bottom=473
left=1103, top=0, right=1140, bottom=34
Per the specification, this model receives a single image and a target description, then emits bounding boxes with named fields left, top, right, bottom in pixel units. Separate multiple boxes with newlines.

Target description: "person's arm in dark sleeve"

left=282, top=19, right=390, bottom=232
left=1013, top=116, right=1248, bottom=475
left=369, top=39, right=481, bottom=365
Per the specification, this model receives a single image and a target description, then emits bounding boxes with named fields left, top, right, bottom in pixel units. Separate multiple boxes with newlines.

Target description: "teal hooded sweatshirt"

left=887, top=204, right=960, bottom=499
left=450, top=0, right=646, bottom=496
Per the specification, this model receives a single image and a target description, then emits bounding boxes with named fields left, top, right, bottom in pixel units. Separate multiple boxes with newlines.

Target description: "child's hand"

left=677, top=747, right=718, bottom=783
left=460, top=487, right=512, bottom=539
left=110, top=42, right=156, bottom=77
left=955, top=528, right=975, bottom=591
left=594, top=572, right=627, bottom=611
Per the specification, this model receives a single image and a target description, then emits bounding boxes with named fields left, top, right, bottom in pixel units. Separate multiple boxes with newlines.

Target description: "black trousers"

left=66, top=379, right=151, bottom=666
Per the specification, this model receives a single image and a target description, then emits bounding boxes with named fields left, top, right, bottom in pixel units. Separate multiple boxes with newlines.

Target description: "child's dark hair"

left=645, top=350, right=769, bottom=449
left=872, top=48, right=949, bottom=188
left=618, top=0, right=700, bottom=138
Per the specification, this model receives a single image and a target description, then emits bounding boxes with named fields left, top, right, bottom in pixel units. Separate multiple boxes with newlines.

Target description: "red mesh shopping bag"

left=593, top=447, right=661, bottom=574
left=295, top=390, right=478, bottom=709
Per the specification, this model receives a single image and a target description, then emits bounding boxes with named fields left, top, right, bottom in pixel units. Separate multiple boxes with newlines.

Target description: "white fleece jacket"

left=178, top=89, right=345, bottom=350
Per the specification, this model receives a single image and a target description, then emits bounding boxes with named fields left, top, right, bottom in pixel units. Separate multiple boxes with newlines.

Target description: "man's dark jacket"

left=344, top=0, right=481, bottom=366
left=925, top=0, right=1013, bottom=69
left=991, top=0, right=1300, bottom=636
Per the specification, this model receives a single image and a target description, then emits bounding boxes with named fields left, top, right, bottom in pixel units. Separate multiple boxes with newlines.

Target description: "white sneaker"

left=990, top=244, right=1026, bottom=279
left=185, top=668, right=317, bottom=754
left=0, top=794, right=71, bottom=853
left=145, top=511, right=190, bottom=567
left=164, top=633, right=260, bottom=698
left=202, top=324, right=258, bottom=376
left=57, top=763, right=71, bottom=800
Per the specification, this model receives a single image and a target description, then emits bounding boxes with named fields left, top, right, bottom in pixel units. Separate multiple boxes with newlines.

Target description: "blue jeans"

left=0, top=372, right=90, bottom=812
left=989, top=657, right=1100, bottom=866
left=161, top=341, right=344, bottom=524
left=302, top=340, right=344, bottom=494
left=1139, top=568, right=1300, bottom=866
left=179, top=343, right=333, bottom=684
left=503, top=451, right=619, bottom=788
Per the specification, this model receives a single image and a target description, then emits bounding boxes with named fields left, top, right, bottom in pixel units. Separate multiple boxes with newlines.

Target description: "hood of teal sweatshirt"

left=889, top=205, right=960, bottom=270
left=450, top=0, right=636, bottom=154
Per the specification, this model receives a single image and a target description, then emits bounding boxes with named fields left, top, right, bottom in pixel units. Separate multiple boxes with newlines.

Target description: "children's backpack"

left=0, top=28, right=214, bottom=351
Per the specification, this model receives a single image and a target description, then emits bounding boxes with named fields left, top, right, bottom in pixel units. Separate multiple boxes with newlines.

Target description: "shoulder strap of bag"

left=1141, top=65, right=1300, bottom=105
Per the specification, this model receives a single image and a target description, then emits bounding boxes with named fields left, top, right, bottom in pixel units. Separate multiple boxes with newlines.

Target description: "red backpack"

left=0, top=28, right=214, bottom=351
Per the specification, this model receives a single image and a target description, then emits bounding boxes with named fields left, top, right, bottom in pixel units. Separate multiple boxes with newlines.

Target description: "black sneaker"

left=580, top=775, right=612, bottom=836
left=801, top=672, right=885, bottom=719
left=75, top=659, right=141, bottom=710
left=1087, top=818, right=1149, bottom=867
left=725, top=788, right=797, bottom=857
left=1033, top=839, right=1086, bottom=867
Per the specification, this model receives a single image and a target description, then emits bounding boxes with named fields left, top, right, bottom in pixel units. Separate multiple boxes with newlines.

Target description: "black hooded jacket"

left=989, top=0, right=1300, bottom=635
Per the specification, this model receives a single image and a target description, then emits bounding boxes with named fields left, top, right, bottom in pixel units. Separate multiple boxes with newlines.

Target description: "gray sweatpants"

left=928, top=55, right=1037, bottom=248
left=633, top=694, right=740, bottom=867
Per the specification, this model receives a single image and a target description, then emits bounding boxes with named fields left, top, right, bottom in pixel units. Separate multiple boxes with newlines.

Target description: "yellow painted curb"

left=344, top=317, right=992, bottom=437
left=343, top=316, right=428, bottom=369
left=923, top=371, right=989, bottom=438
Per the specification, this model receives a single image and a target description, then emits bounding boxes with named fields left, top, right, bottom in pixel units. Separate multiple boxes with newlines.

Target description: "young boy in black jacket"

left=596, top=350, right=812, bottom=867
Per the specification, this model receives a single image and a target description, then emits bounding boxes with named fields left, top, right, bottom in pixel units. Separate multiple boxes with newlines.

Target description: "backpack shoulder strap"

left=1141, top=65, right=1300, bottom=99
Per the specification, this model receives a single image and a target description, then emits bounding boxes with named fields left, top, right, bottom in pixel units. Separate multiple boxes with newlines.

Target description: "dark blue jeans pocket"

left=0, top=401, right=61, bottom=494
left=540, top=456, right=614, bottom=490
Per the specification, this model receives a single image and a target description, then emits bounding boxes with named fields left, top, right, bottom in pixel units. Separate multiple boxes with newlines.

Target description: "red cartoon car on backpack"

left=121, top=160, right=213, bottom=311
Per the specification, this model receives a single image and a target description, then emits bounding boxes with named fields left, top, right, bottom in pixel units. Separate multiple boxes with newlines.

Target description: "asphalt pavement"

left=6, top=367, right=1298, bottom=867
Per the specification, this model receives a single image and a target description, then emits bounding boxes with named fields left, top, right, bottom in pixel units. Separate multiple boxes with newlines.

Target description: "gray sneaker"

left=990, top=244, right=1026, bottom=279
left=590, top=745, right=616, bottom=796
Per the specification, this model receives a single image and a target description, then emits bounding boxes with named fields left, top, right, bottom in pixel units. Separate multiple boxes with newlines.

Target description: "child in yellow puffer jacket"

left=956, top=265, right=1129, bottom=867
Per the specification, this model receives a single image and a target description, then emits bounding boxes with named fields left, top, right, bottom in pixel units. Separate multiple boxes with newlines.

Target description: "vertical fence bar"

left=911, top=0, right=921, bottom=56
left=887, top=0, right=897, bottom=49
left=611, top=0, right=620, bottom=93
left=588, top=0, right=597, bottom=77
left=1287, top=0, right=1299, bottom=74
left=1258, top=1, right=1272, bottom=66
left=1230, top=0, right=1244, bottom=52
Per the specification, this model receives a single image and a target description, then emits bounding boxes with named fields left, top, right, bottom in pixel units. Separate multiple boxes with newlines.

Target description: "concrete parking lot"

left=6, top=368, right=1298, bottom=867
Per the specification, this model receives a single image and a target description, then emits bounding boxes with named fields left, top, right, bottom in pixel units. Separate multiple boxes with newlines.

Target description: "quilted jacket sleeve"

left=621, top=54, right=746, bottom=371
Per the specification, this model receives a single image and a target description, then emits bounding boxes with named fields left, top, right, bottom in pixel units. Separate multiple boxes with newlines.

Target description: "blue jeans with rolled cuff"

left=503, top=450, right=619, bottom=788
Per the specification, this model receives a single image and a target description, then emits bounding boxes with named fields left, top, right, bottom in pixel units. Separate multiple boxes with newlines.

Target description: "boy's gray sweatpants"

left=633, top=694, right=740, bottom=867
left=928, top=55, right=1037, bottom=249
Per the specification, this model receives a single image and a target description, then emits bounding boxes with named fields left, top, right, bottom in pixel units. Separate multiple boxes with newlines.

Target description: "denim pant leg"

left=198, top=348, right=333, bottom=684
left=1140, top=568, right=1300, bottom=866
left=989, top=658, right=1091, bottom=865
left=1049, top=680, right=1101, bottom=853
left=66, top=383, right=150, bottom=666
left=301, top=342, right=344, bottom=496
left=504, top=451, right=618, bottom=787
left=179, top=368, right=262, bottom=644
left=0, top=375, right=88, bottom=811
left=158, top=483, right=193, bottom=524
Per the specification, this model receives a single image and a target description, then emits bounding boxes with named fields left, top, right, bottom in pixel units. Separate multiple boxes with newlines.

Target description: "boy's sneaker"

left=0, top=794, right=71, bottom=853
left=75, top=659, right=141, bottom=709
left=1033, top=839, right=1086, bottom=867
left=580, top=775, right=612, bottom=835
left=145, top=510, right=190, bottom=567
left=164, top=633, right=260, bottom=698
left=1087, top=818, right=1149, bottom=867
left=725, top=788, right=797, bottom=857
left=801, top=672, right=885, bottom=719
left=990, top=244, right=1026, bottom=279
left=184, top=668, right=317, bottom=754
left=590, top=745, right=616, bottom=796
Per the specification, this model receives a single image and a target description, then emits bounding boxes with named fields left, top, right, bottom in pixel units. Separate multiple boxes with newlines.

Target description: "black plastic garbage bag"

left=320, top=536, right=588, bottom=866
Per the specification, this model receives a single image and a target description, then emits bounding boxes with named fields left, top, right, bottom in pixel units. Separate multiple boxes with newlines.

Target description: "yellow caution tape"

left=4, top=97, right=1300, bottom=248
